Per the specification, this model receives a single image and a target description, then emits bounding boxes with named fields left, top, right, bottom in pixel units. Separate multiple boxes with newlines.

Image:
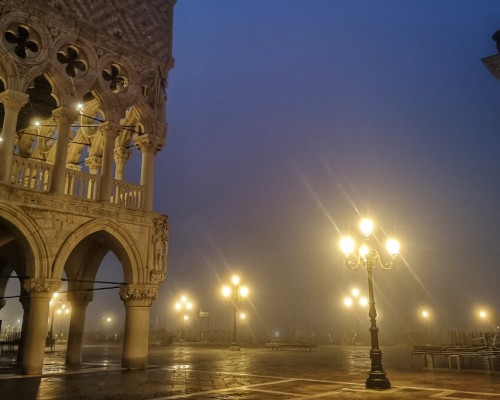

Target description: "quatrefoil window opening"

left=102, top=64, right=128, bottom=92
left=4, top=25, right=39, bottom=59
left=57, top=46, right=87, bottom=77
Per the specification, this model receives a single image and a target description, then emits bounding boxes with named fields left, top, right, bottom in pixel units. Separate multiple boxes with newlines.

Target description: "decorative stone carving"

left=52, top=107, right=79, bottom=127
left=23, top=279, right=61, bottom=297
left=119, top=284, right=158, bottom=307
left=133, top=134, right=165, bottom=155
left=152, top=215, right=168, bottom=272
left=84, top=156, right=102, bottom=173
left=113, top=147, right=132, bottom=163
left=149, top=270, right=166, bottom=284
left=0, top=89, right=29, bottom=111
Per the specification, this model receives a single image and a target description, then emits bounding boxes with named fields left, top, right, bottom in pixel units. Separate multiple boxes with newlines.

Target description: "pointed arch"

left=52, top=219, right=145, bottom=284
left=0, top=203, right=50, bottom=278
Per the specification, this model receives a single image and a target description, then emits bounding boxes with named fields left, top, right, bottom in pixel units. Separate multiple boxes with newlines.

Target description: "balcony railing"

left=65, top=169, right=100, bottom=201
left=11, top=155, right=52, bottom=192
left=9, top=155, right=144, bottom=210
left=111, top=180, right=144, bottom=209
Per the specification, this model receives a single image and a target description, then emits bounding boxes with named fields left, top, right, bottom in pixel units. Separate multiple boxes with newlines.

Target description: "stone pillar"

left=99, top=122, right=121, bottom=202
left=84, top=156, right=102, bottom=200
left=113, top=147, right=131, bottom=180
left=65, top=291, right=93, bottom=365
left=50, top=107, right=79, bottom=194
left=120, top=284, right=158, bottom=369
left=21, top=279, right=60, bottom=375
left=17, top=292, right=30, bottom=363
left=0, top=90, right=29, bottom=183
left=84, top=156, right=102, bottom=175
left=133, top=135, right=165, bottom=211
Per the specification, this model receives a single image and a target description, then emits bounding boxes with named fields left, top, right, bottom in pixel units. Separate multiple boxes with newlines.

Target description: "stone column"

left=99, top=122, right=121, bottom=202
left=84, top=156, right=102, bottom=175
left=113, top=147, right=131, bottom=180
left=65, top=291, right=93, bottom=365
left=21, top=279, right=60, bottom=375
left=17, top=292, right=30, bottom=363
left=0, top=90, right=29, bottom=183
left=120, top=284, right=158, bottom=369
left=84, top=156, right=102, bottom=200
left=133, top=135, right=165, bottom=211
left=50, top=107, right=79, bottom=194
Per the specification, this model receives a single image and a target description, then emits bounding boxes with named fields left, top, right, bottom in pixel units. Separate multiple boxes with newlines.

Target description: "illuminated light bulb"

left=421, top=310, right=429, bottom=319
left=34, top=120, right=41, bottom=127
left=343, top=297, right=353, bottom=307
left=351, top=288, right=360, bottom=298
left=231, top=275, right=240, bottom=285
left=221, top=286, right=231, bottom=298
left=359, top=245, right=369, bottom=258
left=186, top=302, right=193, bottom=310
left=386, top=239, right=400, bottom=256
left=359, top=297, right=368, bottom=307
left=240, top=286, right=249, bottom=298
left=76, top=103, right=84, bottom=111
left=175, top=302, right=181, bottom=310
left=360, top=218, right=374, bottom=236
left=339, top=237, right=355, bottom=256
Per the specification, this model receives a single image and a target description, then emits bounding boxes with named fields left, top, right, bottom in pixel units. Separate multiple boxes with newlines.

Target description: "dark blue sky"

left=4, top=0, right=500, bottom=339
left=154, top=0, right=500, bottom=337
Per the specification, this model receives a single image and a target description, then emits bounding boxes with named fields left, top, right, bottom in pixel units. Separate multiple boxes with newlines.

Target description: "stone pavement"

left=1, top=344, right=500, bottom=399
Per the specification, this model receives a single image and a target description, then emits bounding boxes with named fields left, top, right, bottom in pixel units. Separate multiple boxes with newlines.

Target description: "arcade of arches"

left=0, top=0, right=175, bottom=374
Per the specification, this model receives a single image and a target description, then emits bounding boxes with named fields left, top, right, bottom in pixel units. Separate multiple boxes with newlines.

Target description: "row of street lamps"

left=174, top=275, right=249, bottom=350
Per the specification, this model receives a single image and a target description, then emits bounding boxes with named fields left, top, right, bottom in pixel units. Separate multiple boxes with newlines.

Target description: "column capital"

left=52, top=107, right=79, bottom=125
left=120, top=284, right=158, bottom=307
left=133, top=134, right=165, bottom=154
left=67, top=290, right=94, bottom=307
left=0, top=89, right=29, bottom=111
left=113, top=147, right=132, bottom=162
left=100, top=121, right=122, bottom=137
left=23, top=279, right=61, bottom=298
left=84, top=155, right=102, bottom=170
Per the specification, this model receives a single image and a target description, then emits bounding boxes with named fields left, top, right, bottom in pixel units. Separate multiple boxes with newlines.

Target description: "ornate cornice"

left=119, top=284, right=158, bottom=307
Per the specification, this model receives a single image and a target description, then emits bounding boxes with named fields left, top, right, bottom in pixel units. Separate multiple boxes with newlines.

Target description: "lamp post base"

left=365, top=371, right=391, bottom=390
left=365, top=348, right=390, bottom=389
left=229, top=344, right=240, bottom=351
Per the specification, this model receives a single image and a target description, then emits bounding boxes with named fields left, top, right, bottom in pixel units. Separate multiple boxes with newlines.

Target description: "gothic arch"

left=0, top=203, right=50, bottom=278
left=53, top=219, right=145, bottom=284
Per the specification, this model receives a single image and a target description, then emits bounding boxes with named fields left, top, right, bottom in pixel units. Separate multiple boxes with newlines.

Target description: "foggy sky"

left=4, top=0, right=500, bottom=340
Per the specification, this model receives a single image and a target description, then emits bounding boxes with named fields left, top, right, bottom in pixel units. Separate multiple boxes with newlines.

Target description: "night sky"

left=4, top=0, right=500, bottom=341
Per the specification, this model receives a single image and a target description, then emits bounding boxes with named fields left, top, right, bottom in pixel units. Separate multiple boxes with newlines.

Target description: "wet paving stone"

left=1, top=345, right=500, bottom=399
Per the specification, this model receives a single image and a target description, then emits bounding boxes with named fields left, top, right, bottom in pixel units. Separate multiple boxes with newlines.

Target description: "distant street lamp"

left=343, top=288, right=368, bottom=344
left=175, top=296, right=193, bottom=341
left=221, top=275, right=249, bottom=351
left=418, top=308, right=432, bottom=344
left=339, top=217, right=400, bottom=390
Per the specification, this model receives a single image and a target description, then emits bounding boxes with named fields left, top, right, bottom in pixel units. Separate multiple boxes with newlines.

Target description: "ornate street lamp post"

left=175, top=295, right=193, bottom=341
left=340, top=218, right=400, bottom=390
left=222, top=275, right=249, bottom=351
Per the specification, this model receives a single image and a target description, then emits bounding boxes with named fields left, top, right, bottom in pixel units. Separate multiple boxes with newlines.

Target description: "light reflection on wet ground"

left=1, top=344, right=500, bottom=399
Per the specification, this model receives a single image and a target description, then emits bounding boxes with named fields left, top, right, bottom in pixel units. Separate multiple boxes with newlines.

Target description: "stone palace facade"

left=0, top=0, right=175, bottom=374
